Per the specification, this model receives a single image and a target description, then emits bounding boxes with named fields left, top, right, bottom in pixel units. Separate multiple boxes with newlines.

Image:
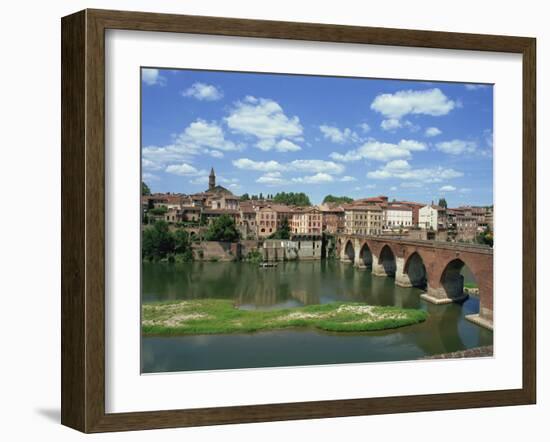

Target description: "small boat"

left=259, top=262, right=278, bottom=268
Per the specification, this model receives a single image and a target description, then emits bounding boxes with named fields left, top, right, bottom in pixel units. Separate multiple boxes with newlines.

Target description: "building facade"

left=383, top=205, right=413, bottom=231
left=343, top=205, right=383, bottom=236
left=291, top=207, right=323, bottom=236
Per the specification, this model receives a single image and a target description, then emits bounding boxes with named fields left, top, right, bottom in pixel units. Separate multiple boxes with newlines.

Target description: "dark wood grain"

left=61, top=10, right=86, bottom=432
left=61, top=8, right=537, bottom=433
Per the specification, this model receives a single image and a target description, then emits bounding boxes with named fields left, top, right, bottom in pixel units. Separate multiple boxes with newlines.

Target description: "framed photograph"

left=61, top=9, right=536, bottom=433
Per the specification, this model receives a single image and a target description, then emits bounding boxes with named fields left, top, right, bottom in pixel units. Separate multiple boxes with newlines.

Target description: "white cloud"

left=182, top=82, right=223, bottom=101
left=365, top=184, right=377, bottom=189
left=225, top=96, right=303, bottom=150
left=142, top=68, right=166, bottom=86
left=142, top=145, right=197, bottom=170
left=206, top=150, right=224, bottom=159
left=258, top=139, right=301, bottom=152
left=142, top=172, right=160, bottom=182
left=256, top=172, right=287, bottom=186
left=439, top=185, right=457, bottom=192
left=165, top=163, right=204, bottom=176
left=398, top=139, right=427, bottom=152
left=425, top=127, right=442, bottom=137
left=359, top=122, right=371, bottom=133
left=340, top=176, right=357, bottom=182
left=233, top=158, right=344, bottom=174
left=380, top=119, right=402, bottom=131
left=233, top=158, right=284, bottom=173
left=289, top=159, right=344, bottom=175
left=142, top=158, right=163, bottom=171
left=381, top=119, right=420, bottom=132
left=436, top=139, right=477, bottom=155
left=330, top=139, right=426, bottom=162
left=228, top=183, right=242, bottom=191
left=459, top=187, right=472, bottom=193
left=367, top=162, right=463, bottom=183
left=465, top=84, right=489, bottom=91
left=390, top=186, right=398, bottom=191
left=385, top=159, right=411, bottom=170
left=235, top=158, right=345, bottom=184
left=292, top=173, right=334, bottom=184
left=319, top=125, right=360, bottom=143
left=371, top=88, right=456, bottom=119
left=142, top=119, right=240, bottom=171
left=183, top=120, right=239, bottom=151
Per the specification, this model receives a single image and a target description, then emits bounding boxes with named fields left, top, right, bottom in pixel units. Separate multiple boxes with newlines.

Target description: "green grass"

left=464, top=282, right=478, bottom=289
left=142, top=299, right=428, bottom=336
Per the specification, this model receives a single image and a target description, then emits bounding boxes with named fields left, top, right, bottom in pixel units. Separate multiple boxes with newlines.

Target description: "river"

left=142, top=260, right=492, bottom=373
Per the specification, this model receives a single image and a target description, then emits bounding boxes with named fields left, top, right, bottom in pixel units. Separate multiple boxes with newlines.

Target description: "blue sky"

left=141, top=68, right=493, bottom=206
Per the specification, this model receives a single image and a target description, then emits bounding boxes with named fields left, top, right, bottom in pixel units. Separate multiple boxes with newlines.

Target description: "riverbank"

left=421, top=345, right=493, bottom=360
left=142, top=299, right=428, bottom=335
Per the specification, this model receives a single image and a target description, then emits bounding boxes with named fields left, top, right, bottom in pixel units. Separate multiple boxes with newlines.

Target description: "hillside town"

left=142, top=168, right=493, bottom=246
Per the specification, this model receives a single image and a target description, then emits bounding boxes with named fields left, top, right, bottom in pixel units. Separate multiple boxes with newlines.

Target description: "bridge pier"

left=340, top=238, right=352, bottom=263
left=372, top=255, right=388, bottom=277
left=421, top=275, right=468, bottom=305
left=395, top=256, right=412, bottom=287
left=353, top=238, right=370, bottom=269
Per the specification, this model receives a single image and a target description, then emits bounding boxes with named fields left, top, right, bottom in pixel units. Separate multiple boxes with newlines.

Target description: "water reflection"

left=142, top=261, right=493, bottom=373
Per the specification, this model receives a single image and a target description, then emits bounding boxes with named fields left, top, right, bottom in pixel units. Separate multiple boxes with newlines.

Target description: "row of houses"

left=142, top=169, right=493, bottom=241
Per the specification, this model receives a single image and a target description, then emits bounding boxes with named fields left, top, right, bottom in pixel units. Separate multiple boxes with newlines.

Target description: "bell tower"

left=209, top=167, right=216, bottom=190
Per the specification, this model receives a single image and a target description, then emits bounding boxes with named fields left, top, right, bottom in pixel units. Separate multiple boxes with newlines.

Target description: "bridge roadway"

left=335, top=234, right=493, bottom=330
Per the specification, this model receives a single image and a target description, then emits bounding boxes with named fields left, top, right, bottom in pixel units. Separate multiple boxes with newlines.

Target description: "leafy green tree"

left=438, top=198, right=448, bottom=209
left=173, top=229, right=191, bottom=254
left=273, top=192, right=311, bottom=206
left=142, top=221, right=175, bottom=261
left=240, top=193, right=250, bottom=201
left=322, top=195, right=353, bottom=204
left=141, top=181, right=151, bottom=196
left=204, top=214, right=240, bottom=242
left=269, top=217, right=291, bottom=239
left=259, top=192, right=264, bottom=200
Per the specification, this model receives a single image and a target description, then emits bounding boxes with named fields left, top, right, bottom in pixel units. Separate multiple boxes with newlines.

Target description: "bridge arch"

left=438, top=258, right=476, bottom=302
left=404, top=252, right=427, bottom=288
left=375, top=244, right=396, bottom=277
left=359, top=241, right=373, bottom=269
left=344, top=240, right=355, bottom=263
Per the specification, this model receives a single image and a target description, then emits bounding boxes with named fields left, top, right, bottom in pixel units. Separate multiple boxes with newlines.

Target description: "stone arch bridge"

left=336, top=234, right=493, bottom=330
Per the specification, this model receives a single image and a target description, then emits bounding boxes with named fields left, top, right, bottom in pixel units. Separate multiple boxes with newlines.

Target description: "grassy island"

left=142, top=299, right=428, bottom=335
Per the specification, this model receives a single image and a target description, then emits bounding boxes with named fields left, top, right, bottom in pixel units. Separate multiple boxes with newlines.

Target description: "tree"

left=204, top=214, right=240, bottom=242
left=438, top=198, right=448, bottom=209
left=142, top=220, right=175, bottom=261
left=269, top=217, right=290, bottom=239
left=173, top=229, right=190, bottom=254
left=174, top=229, right=194, bottom=261
left=240, top=193, right=250, bottom=201
left=273, top=192, right=311, bottom=206
left=259, top=192, right=264, bottom=200
left=141, top=181, right=151, bottom=196
left=148, top=206, right=168, bottom=215
left=476, top=226, right=493, bottom=247
left=322, top=194, right=353, bottom=204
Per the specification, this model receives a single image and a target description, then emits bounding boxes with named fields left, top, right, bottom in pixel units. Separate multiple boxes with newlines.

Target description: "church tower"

left=209, top=167, right=216, bottom=191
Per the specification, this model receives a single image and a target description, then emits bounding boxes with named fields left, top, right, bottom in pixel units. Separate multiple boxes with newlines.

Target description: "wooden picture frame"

left=61, top=8, right=536, bottom=433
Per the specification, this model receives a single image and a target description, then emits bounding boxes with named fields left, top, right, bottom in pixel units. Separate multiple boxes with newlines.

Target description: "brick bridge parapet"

left=336, top=234, right=493, bottom=330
